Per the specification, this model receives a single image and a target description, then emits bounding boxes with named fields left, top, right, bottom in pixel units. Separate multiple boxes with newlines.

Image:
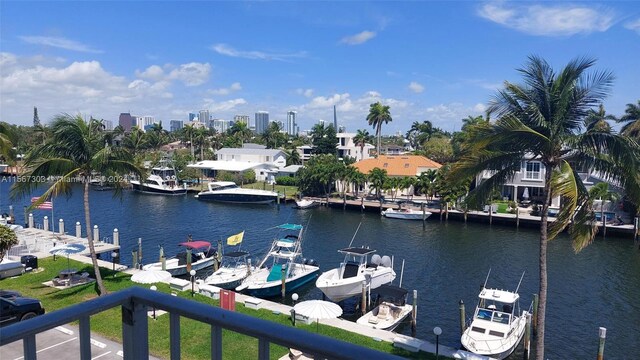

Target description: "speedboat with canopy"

left=316, top=247, right=396, bottom=302
left=235, top=223, right=319, bottom=297
left=461, top=270, right=530, bottom=360
left=143, top=240, right=216, bottom=276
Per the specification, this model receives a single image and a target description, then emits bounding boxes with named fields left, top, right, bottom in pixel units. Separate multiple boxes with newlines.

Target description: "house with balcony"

left=188, top=145, right=288, bottom=183
left=297, top=133, right=375, bottom=163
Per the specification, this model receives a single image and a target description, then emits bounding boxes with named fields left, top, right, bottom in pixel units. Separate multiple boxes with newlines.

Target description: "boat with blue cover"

left=235, top=224, right=319, bottom=297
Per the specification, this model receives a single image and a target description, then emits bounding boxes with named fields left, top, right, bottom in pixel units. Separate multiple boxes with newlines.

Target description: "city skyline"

left=1, top=1, right=638, bottom=134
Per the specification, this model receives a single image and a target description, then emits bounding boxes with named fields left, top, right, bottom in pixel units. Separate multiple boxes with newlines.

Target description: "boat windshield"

left=475, top=302, right=513, bottom=325
left=210, top=183, right=238, bottom=191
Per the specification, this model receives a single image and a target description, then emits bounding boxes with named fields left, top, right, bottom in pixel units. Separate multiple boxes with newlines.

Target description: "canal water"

left=1, top=180, right=638, bottom=359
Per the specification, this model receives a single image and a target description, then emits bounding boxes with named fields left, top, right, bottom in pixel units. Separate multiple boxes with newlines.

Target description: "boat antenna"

left=348, top=221, right=363, bottom=248
left=399, top=259, right=405, bottom=288
left=483, top=268, right=492, bottom=289
left=515, top=271, right=525, bottom=294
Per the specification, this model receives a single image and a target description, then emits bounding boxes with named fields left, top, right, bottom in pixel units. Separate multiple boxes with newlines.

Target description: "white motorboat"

left=131, top=159, right=187, bottom=195
left=382, top=207, right=431, bottom=220
left=143, top=241, right=217, bottom=276
left=316, top=247, right=396, bottom=302
left=295, top=199, right=319, bottom=209
left=235, top=224, right=319, bottom=297
left=356, top=285, right=413, bottom=331
left=461, top=271, right=530, bottom=360
left=195, top=181, right=278, bottom=204
left=204, top=251, right=255, bottom=289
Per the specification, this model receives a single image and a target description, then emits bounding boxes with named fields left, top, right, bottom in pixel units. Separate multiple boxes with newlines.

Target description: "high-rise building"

left=188, top=113, right=197, bottom=122
left=255, top=111, right=269, bottom=134
left=103, top=119, right=114, bottom=131
left=286, top=111, right=298, bottom=136
left=199, top=110, right=210, bottom=124
left=211, top=119, right=230, bottom=133
left=333, top=105, right=337, bottom=130
left=118, top=113, right=135, bottom=132
left=234, top=115, right=250, bottom=126
left=170, top=120, right=184, bottom=132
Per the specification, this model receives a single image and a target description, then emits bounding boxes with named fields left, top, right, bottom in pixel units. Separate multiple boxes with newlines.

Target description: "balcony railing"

left=1, top=287, right=401, bottom=360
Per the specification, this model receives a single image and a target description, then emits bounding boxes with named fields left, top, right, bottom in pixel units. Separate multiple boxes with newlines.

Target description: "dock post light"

left=190, top=269, right=196, bottom=297
left=291, top=293, right=299, bottom=326
left=433, top=326, right=442, bottom=360
left=111, top=251, right=118, bottom=275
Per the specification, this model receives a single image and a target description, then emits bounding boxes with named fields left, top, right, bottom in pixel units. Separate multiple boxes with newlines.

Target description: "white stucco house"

left=297, top=132, right=375, bottom=163
left=188, top=146, right=288, bottom=183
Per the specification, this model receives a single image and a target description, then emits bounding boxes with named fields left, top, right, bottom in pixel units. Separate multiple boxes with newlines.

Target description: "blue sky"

left=1, top=1, right=639, bottom=134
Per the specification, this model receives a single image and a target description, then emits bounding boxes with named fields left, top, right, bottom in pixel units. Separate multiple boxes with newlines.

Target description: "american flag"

left=31, top=197, right=53, bottom=210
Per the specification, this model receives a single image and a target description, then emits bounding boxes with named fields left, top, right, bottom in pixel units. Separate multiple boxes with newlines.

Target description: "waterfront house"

left=297, top=132, right=375, bottom=163
left=188, top=145, right=287, bottom=183
left=352, top=155, right=442, bottom=198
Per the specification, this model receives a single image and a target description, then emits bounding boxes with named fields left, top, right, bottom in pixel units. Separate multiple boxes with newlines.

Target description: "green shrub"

left=275, top=176, right=298, bottom=186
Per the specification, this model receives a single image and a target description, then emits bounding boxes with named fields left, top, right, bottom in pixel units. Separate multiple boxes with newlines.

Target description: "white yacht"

left=461, top=272, right=530, bottom=360
left=195, top=181, right=278, bottom=204
left=131, top=159, right=187, bottom=195
left=316, top=247, right=396, bottom=302
left=295, top=199, right=319, bottom=209
left=235, top=224, right=319, bottom=297
left=203, top=251, right=255, bottom=290
left=356, top=285, right=413, bottom=331
left=382, top=206, right=431, bottom=220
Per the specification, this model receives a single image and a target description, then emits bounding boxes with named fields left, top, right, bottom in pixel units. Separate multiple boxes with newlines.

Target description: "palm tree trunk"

left=376, top=124, right=382, bottom=156
left=536, top=170, right=553, bottom=360
left=84, top=181, right=107, bottom=295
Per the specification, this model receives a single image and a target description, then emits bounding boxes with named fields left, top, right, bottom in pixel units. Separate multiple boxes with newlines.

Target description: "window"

left=524, top=161, right=541, bottom=180
left=383, top=163, right=388, bottom=168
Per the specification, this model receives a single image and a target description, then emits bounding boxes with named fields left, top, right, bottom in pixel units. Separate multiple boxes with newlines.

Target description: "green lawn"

left=242, top=181, right=298, bottom=199
left=0, top=258, right=439, bottom=359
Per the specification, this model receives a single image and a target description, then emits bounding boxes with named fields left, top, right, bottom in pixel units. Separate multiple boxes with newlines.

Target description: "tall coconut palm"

left=584, top=104, right=615, bottom=133
left=285, top=148, right=301, bottom=166
left=449, top=56, right=640, bottom=359
left=366, top=102, right=392, bottom=156
left=353, top=129, right=372, bottom=160
left=11, top=114, right=143, bottom=296
left=618, top=100, right=640, bottom=140
left=0, top=122, right=14, bottom=160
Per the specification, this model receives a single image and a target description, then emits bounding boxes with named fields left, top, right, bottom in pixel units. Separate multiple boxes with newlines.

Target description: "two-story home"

left=297, top=132, right=375, bottom=162
left=188, top=145, right=287, bottom=183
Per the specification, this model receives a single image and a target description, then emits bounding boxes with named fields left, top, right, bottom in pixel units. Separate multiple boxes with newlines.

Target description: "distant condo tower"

left=119, top=113, right=135, bottom=132
left=333, top=105, right=337, bottom=129
left=255, top=111, right=269, bottom=134
left=286, top=111, right=298, bottom=136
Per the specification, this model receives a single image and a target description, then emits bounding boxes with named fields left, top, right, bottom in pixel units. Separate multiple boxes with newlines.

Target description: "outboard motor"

left=380, top=255, right=392, bottom=268
left=371, top=254, right=382, bottom=266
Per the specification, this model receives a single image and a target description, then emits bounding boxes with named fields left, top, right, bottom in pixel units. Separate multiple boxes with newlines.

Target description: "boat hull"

left=356, top=303, right=413, bottom=331
left=382, top=210, right=431, bottom=220
left=204, top=265, right=255, bottom=290
left=143, top=257, right=215, bottom=276
left=316, top=267, right=396, bottom=302
left=240, top=266, right=320, bottom=298
left=131, top=182, right=187, bottom=196
left=196, top=193, right=276, bottom=204
left=461, top=311, right=529, bottom=360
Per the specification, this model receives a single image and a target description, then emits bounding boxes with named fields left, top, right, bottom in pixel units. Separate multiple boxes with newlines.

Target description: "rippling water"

left=2, top=180, right=639, bottom=359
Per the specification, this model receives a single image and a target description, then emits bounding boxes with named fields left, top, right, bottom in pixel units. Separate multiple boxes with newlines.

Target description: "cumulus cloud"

left=202, top=98, right=247, bottom=112
left=19, top=35, right=103, bottom=53
left=211, top=43, right=307, bottom=61
left=168, top=62, right=211, bottom=86
left=340, top=30, right=376, bottom=45
left=296, top=88, right=314, bottom=98
left=209, top=82, right=242, bottom=95
left=477, top=2, right=615, bottom=36
left=625, top=18, right=640, bottom=34
left=408, top=81, right=425, bottom=93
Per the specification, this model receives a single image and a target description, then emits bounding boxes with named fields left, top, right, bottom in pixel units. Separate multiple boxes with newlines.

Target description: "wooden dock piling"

left=532, top=293, right=539, bottom=335
left=458, top=300, right=466, bottom=337
left=524, top=313, right=531, bottom=360
left=281, top=266, right=286, bottom=298
left=361, top=281, right=367, bottom=316
left=411, top=290, right=417, bottom=337
left=597, top=327, right=606, bottom=360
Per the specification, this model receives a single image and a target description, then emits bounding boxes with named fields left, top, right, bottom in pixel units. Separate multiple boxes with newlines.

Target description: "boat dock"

left=305, top=196, right=638, bottom=238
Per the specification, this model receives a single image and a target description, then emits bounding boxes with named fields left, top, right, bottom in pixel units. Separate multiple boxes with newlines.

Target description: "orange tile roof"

left=353, top=155, right=442, bottom=177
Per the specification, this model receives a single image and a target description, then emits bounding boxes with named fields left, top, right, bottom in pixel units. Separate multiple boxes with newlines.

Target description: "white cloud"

left=209, top=82, right=242, bottom=95
left=211, top=43, right=307, bottom=61
left=425, top=103, right=487, bottom=131
left=408, top=81, right=425, bottom=93
left=168, top=62, right=211, bottom=86
left=202, top=98, right=247, bottom=112
left=473, top=103, right=487, bottom=113
left=296, top=88, right=314, bottom=98
left=477, top=2, right=615, bottom=36
left=136, top=65, right=165, bottom=81
left=19, top=35, right=103, bottom=53
left=340, top=30, right=376, bottom=45
left=625, top=18, right=640, bottom=34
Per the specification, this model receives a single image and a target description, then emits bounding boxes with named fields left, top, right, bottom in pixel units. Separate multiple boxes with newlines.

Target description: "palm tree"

left=182, top=124, right=196, bottom=160
left=285, top=148, right=301, bottom=166
left=11, top=114, right=143, bottom=296
left=416, top=169, right=438, bottom=200
left=449, top=56, right=640, bottom=359
left=618, top=100, right=640, bottom=140
left=123, top=127, right=147, bottom=153
left=228, top=122, right=253, bottom=144
left=405, top=120, right=433, bottom=150
left=584, top=104, right=615, bottom=133
left=367, top=167, right=388, bottom=199
left=401, top=176, right=416, bottom=200
left=353, top=129, right=372, bottom=160
left=366, top=102, right=392, bottom=156
left=0, top=122, right=14, bottom=161
left=349, top=171, right=367, bottom=198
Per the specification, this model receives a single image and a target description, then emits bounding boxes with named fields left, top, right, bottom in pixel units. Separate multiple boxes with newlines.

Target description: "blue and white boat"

left=235, top=224, right=319, bottom=297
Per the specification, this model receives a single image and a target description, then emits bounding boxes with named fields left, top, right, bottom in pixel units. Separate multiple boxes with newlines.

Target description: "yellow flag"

left=227, top=231, right=244, bottom=246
